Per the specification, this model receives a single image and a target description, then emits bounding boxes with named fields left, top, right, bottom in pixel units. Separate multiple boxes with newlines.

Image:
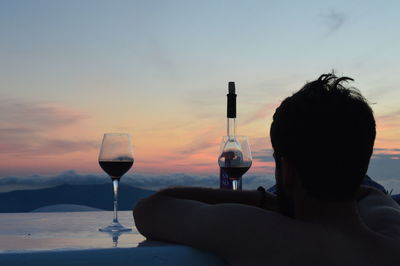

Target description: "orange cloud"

left=375, top=109, right=400, bottom=149
left=242, top=103, right=279, bottom=126
left=0, top=98, right=98, bottom=175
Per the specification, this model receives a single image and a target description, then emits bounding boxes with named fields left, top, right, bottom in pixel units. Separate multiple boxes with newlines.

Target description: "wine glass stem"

left=232, top=179, right=239, bottom=190
left=113, top=179, right=119, bottom=223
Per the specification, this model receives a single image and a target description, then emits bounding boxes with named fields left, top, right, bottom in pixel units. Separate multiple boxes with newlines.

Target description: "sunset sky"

left=1, top=1, right=399, bottom=189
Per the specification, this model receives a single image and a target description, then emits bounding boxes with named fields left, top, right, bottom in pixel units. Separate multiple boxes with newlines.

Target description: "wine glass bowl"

left=98, top=133, right=133, bottom=233
left=218, top=136, right=252, bottom=189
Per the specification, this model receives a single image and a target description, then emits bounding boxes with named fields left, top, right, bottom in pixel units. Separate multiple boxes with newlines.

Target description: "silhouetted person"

left=134, top=74, right=400, bottom=266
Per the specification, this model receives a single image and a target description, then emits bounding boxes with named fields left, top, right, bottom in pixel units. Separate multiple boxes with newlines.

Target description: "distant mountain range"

left=0, top=184, right=155, bottom=213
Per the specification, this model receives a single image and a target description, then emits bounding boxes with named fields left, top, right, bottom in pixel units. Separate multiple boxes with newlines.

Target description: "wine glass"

left=218, top=136, right=252, bottom=190
left=98, top=133, right=134, bottom=232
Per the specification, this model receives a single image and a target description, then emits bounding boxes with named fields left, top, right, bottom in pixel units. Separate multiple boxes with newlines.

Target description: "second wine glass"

left=218, top=136, right=252, bottom=190
left=98, top=133, right=134, bottom=232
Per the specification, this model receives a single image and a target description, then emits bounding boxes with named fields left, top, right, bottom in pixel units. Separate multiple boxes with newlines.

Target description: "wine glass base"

left=99, top=221, right=132, bottom=233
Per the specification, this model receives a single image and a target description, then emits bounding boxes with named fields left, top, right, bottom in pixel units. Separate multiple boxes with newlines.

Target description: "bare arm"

left=155, top=186, right=277, bottom=211
left=133, top=192, right=297, bottom=264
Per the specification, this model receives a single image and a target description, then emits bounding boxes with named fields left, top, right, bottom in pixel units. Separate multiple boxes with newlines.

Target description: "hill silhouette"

left=0, top=184, right=154, bottom=213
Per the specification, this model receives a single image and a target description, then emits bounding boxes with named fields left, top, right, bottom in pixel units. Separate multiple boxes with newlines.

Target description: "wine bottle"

left=220, top=82, right=242, bottom=190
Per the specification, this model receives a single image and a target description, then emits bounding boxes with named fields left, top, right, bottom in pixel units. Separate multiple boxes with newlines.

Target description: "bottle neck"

left=227, top=118, right=236, bottom=140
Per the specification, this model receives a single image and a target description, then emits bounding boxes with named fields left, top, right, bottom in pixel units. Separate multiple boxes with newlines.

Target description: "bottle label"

left=219, top=169, right=242, bottom=190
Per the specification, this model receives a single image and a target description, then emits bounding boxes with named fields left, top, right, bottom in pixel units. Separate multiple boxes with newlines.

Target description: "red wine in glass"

left=98, top=133, right=134, bottom=233
left=99, top=161, right=134, bottom=180
left=218, top=136, right=252, bottom=190
left=220, top=165, right=251, bottom=180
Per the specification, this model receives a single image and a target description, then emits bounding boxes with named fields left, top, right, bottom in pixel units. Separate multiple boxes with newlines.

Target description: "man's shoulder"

left=358, top=188, right=400, bottom=239
left=228, top=225, right=400, bottom=266
left=207, top=204, right=400, bottom=266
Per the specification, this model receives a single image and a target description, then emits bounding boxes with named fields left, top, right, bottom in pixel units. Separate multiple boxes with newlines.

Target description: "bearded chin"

left=276, top=179, right=295, bottom=218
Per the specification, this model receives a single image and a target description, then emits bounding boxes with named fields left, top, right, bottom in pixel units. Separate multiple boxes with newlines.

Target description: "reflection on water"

left=112, top=231, right=121, bottom=247
left=103, top=230, right=126, bottom=247
left=0, top=211, right=146, bottom=252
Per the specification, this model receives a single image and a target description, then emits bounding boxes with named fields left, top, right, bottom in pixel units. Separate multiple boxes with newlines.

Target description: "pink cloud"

left=0, top=98, right=95, bottom=157
left=242, top=103, right=279, bottom=126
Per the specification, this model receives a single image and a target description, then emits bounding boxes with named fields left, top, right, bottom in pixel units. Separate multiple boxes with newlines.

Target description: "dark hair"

left=270, top=74, right=376, bottom=201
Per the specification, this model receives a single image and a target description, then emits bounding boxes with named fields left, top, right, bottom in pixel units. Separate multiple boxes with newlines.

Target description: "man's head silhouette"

left=270, top=73, right=376, bottom=216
